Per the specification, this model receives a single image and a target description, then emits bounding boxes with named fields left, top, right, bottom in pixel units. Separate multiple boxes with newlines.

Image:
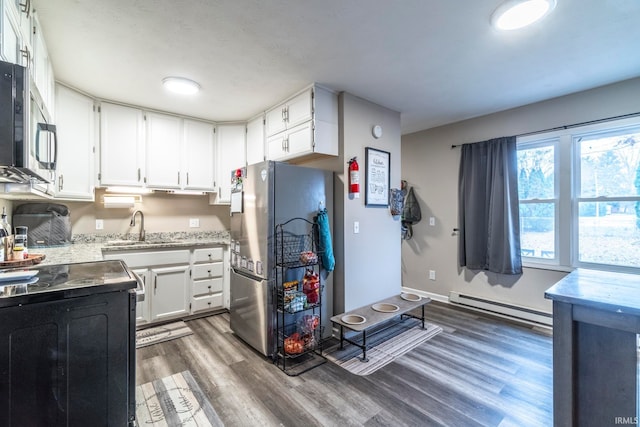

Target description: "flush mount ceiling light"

left=162, top=77, right=200, bottom=95
left=491, top=0, right=556, bottom=30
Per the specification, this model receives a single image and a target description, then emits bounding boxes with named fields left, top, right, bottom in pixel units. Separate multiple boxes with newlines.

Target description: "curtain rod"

left=450, top=111, right=640, bottom=149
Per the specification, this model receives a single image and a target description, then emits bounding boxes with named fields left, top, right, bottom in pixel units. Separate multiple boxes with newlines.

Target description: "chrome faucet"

left=130, top=210, right=145, bottom=241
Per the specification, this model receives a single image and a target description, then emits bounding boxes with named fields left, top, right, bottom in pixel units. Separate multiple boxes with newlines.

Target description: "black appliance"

left=0, top=59, right=57, bottom=184
left=0, top=260, right=138, bottom=426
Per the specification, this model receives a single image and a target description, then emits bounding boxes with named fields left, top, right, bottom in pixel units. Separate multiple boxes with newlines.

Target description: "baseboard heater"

left=448, top=291, right=552, bottom=326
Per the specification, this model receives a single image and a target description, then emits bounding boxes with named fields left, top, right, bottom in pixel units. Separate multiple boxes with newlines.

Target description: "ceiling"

left=31, top=0, right=640, bottom=135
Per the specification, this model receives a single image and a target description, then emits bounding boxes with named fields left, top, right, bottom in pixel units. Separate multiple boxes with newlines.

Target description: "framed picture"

left=365, top=147, right=390, bottom=206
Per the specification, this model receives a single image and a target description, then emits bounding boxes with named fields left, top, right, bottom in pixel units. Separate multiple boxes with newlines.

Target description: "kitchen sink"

left=104, top=239, right=179, bottom=247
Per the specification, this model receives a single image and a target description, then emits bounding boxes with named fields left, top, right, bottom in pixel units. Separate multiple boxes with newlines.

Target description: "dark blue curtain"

left=458, top=136, right=522, bottom=275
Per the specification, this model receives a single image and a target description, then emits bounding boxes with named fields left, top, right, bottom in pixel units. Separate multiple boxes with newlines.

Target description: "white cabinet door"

left=214, top=124, right=246, bottom=204
left=1, top=5, right=21, bottom=64
left=266, top=132, right=287, bottom=161
left=54, top=84, right=95, bottom=200
left=265, top=105, right=286, bottom=137
left=133, top=268, right=150, bottom=325
left=285, top=121, right=314, bottom=157
left=285, top=89, right=313, bottom=129
left=150, top=265, right=190, bottom=322
left=31, top=12, right=50, bottom=111
left=183, top=119, right=215, bottom=190
left=246, top=115, right=265, bottom=165
left=99, top=102, right=145, bottom=187
left=145, top=112, right=182, bottom=189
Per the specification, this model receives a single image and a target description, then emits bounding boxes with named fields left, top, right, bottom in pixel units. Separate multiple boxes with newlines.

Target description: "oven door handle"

left=132, top=271, right=145, bottom=302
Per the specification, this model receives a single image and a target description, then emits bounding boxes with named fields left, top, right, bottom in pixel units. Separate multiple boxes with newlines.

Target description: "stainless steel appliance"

left=0, top=260, right=139, bottom=426
left=230, top=161, right=333, bottom=357
left=0, top=59, right=57, bottom=186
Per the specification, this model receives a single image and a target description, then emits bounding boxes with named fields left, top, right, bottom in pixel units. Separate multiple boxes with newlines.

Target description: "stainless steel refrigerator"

left=229, top=161, right=333, bottom=357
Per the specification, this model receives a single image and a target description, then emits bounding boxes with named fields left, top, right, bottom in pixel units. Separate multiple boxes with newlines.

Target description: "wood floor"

left=136, top=301, right=553, bottom=427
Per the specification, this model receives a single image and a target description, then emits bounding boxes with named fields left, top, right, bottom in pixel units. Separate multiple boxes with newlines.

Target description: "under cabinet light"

left=105, top=186, right=153, bottom=195
left=491, top=0, right=556, bottom=30
left=103, top=195, right=142, bottom=209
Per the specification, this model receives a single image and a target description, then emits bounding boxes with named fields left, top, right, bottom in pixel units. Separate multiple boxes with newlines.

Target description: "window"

left=517, top=117, right=640, bottom=272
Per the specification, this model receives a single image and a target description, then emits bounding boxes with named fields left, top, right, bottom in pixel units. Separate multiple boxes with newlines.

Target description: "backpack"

left=401, top=187, right=421, bottom=240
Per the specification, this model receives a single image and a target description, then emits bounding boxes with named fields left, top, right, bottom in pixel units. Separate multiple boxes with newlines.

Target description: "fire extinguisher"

left=348, top=157, right=360, bottom=198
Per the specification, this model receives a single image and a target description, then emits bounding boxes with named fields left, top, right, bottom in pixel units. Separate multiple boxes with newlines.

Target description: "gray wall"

left=401, top=77, right=640, bottom=313
left=303, top=92, right=402, bottom=313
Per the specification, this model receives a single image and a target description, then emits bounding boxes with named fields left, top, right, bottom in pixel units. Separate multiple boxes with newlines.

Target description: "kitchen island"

left=545, top=268, right=640, bottom=427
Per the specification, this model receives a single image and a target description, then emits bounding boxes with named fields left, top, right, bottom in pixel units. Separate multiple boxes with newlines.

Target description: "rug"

left=136, top=321, right=194, bottom=349
left=136, top=370, right=223, bottom=427
left=324, top=319, right=443, bottom=376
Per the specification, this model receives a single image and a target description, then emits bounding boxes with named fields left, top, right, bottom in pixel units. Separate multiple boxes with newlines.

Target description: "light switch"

left=354, top=221, right=360, bottom=234
left=189, top=218, right=200, bottom=228
left=95, top=219, right=104, bottom=230
left=429, top=217, right=435, bottom=226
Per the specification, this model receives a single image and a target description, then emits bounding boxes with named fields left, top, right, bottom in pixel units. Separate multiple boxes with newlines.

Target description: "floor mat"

left=136, top=321, right=193, bottom=349
left=136, top=370, right=223, bottom=427
left=324, top=319, right=443, bottom=376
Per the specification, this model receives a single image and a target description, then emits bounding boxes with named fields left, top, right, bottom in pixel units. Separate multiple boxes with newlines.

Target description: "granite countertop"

left=29, top=231, right=230, bottom=266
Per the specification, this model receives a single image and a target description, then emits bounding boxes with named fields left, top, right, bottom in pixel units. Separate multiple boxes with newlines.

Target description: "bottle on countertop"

left=0, top=207, right=9, bottom=262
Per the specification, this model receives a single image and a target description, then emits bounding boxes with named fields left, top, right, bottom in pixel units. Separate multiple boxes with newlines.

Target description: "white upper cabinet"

left=265, top=85, right=338, bottom=162
left=54, top=84, right=95, bottom=200
left=246, top=114, right=265, bottom=166
left=31, top=11, right=53, bottom=116
left=145, top=112, right=182, bottom=189
left=213, top=124, right=246, bottom=204
left=183, top=119, right=215, bottom=191
left=1, top=3, right=22, bottom=64
left=265, top=88, right=312, bottom=137
left=99, top=102, right=145, bottom=187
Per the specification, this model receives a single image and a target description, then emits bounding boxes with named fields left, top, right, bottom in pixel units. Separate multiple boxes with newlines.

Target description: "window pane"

left=578, top=129, right=640, bottom=197
left=519, top=202, right=555, bottom=259
left=517, top=145, right=554, bottom=200
left=578, top=201, right=640, bottom=267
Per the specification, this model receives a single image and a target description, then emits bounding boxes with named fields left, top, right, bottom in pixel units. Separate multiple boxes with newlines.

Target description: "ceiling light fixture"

left=162, top=77, right=200, bottom=95
left=491, top=0, right=556, bottom=31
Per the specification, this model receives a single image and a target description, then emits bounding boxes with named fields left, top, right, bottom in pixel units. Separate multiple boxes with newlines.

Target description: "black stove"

left=0, top=260, right=138, bottom=307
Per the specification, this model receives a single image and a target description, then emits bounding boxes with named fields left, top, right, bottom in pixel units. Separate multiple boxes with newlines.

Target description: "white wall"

left=401, top=77, right=640, bottom=313
left=303, top=92, right=402, bottom=313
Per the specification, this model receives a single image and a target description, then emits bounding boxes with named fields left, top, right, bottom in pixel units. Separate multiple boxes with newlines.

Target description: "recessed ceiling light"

left=162, top=77, right=200, bottom=95
left=491, top=0, right=556, bottom=31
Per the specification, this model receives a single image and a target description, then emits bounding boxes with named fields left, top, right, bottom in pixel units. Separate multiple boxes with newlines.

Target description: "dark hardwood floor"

left=136, top=301, right=553, bottom=426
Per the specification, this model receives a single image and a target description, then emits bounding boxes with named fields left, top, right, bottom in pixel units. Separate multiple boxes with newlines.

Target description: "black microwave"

left=0, top=59, right=57, bottom=184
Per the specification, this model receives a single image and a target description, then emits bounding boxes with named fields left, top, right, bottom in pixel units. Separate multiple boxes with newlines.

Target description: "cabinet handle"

left=137, top=168, right=141, bottom=182
left=281, top=107, right=286, bottom=122
left=20, top=47, right=30, bottom=64
left=186, top=172, right=190, bottom=186
left=207, top=270, right=211, bottom=274
left=19, top=0, right=31, bottom=16
left=177, top=171, right=180, bottom=185
left=58, top=174, right=63, bottom=191
left=154, top=277, right=157, bottom=293
left=208, top=302, right=211, bottom=306
left=208, top=285, right=211, bottom=289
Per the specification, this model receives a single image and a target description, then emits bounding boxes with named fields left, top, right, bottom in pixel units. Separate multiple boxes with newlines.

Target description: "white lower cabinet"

left=150, top=265, right=190, bottom=321
left=190, top=247, right=225, bottom=314
left=103, top=245, right=228, bottom=326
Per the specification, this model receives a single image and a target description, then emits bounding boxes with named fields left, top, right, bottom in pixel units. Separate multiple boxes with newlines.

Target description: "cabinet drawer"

left=192, top=262, right=223, bottom=279
left=193, top=277, right=223, bottom=296
left=192, top=293, right=223, bottom=313
left=193, top=247, right=223, bottom=263
left=103, top=249, right=190, bottom=268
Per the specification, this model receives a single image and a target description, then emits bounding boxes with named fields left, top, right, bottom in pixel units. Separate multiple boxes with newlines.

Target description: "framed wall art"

left=365, top=147, right=390, bottom=206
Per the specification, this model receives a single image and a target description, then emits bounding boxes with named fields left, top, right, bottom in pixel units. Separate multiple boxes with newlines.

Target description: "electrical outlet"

left=189, top=218, right=200, bottom=228
left=429, top=270, right=436, bottom=281
left=353, top=221, right=359, bottom=234
left=429, top=217, right=435, bottom=226
left=95, top=219, right=104, bottom=230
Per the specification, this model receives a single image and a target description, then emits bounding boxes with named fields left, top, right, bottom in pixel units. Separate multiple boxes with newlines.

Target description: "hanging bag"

left=401, top=187, right=422, bottom=240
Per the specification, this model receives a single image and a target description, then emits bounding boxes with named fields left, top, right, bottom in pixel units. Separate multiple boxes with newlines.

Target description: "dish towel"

left=316, top=208, right=335, bottom=272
